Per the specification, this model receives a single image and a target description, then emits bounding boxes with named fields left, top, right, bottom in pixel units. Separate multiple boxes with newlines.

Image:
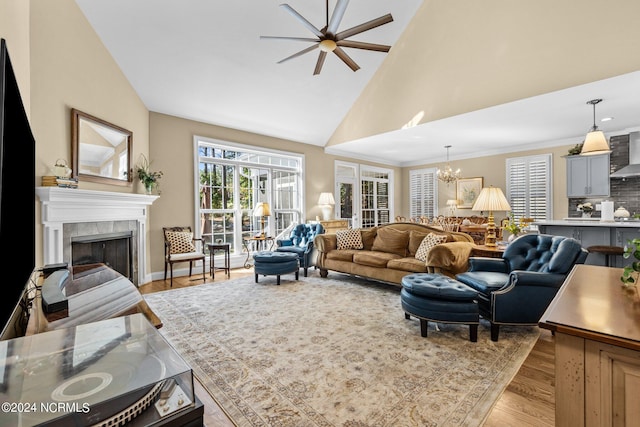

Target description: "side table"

left=208, top=243, right=230, bottom=278
left=242, top=236, right=274, bottom=268
left=471, top=244, right=505, bottom=258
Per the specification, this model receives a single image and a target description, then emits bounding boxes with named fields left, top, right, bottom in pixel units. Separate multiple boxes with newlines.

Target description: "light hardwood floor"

left=140, top=270, right=555, bottom=426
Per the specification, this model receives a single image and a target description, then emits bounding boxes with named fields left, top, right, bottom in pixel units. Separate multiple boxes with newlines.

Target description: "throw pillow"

left=371, top=227, right=410, bottom=257
left=361, top=227, right=378, bottom=250
left=166, top=231, right=196, bottom=254
left=408, top=231, right=430, bottom=256
left=336, top=229, right=364, bottom=250
left=415, top=233, right=448, bottom=262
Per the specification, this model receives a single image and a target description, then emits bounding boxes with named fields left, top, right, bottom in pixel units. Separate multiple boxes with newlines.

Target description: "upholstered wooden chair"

left=163, top=226, right=206, bottom=287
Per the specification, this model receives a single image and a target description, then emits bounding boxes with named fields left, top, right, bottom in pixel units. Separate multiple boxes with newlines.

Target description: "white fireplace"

left=36, top=187, right=159, bottom=285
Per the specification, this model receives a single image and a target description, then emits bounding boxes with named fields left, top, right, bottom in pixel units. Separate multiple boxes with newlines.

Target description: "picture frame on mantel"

left=456, top=177, right=483, bottom=208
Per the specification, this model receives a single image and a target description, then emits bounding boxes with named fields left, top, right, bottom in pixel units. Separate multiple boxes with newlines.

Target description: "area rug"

left=143, top=273, right=539, bottom=426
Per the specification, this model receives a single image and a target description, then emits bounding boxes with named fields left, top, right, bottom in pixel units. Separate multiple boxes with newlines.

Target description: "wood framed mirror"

left=71, top=108, right=133, bottom=186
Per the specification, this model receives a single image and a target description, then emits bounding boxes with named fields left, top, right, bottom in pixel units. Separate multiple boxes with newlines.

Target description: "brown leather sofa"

left=314, top=222, right=475, bottom=286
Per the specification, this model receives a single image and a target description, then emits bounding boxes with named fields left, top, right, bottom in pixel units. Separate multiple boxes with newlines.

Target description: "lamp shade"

left=253, top=202, right=271, bottom=217
left=446, top=199, right=459, bottom=207
left=581, top=130, right=610, bottom=155
left=318, top=192, right=335, bottom=205
left=472, top=187, right=511, bottom=212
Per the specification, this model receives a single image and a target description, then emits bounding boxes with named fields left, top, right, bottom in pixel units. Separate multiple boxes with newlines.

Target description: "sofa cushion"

left=372, top=227, right=409, bottom=257
left=408, top=231, right=430, bottom=256
left=353, top=251, right=401, bottom=268
left=387, top=257, right=428, bottom=273
left=415, top=233, right=448, bottom=262
left=327, top=249, right=359, bottom=262
left=336, top=229, right=364, bottom=250
left=361, top=228, right=377, bottom=250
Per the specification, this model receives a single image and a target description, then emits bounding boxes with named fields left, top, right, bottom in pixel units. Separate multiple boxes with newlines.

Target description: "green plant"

left=504, top=212, right=521, bottom=235
left=577, top=202, right=593, bottom=213
left=568, top=143, right=583, bottom=155
left=136, top=154, right=163, bottom=192
left=621, top=238, right=640, bottom=288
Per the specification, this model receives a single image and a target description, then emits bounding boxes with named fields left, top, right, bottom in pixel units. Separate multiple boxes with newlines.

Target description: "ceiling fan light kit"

left=261, top=0, right=394, bottom=75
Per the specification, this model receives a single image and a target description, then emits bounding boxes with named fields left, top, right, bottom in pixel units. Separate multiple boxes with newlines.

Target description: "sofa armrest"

left=468, top=257, right=509, bottom=273
left=426, top=241, right=475, bottom=276
left=314, top=234, right=337, bottom=253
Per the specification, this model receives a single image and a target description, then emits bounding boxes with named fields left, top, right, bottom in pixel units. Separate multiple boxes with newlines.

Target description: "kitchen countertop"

left=534, top=218, right=640, bottom=228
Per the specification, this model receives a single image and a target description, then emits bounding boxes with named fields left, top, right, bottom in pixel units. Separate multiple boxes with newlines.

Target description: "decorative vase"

left=144, top=182, right=155, bottom=195
left=582, top=211, right=592, bottom=218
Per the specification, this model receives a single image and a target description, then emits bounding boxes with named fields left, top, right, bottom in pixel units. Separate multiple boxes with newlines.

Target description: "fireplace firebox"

left=71, top=231, right=133, bottom=281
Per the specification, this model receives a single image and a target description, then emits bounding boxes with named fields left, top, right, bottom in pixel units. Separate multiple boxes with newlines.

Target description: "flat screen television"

left=0, top=38, right=36, bottom=340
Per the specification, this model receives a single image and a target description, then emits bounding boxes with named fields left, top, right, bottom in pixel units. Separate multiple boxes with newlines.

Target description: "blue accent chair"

left=455, top=234, right=588, bottom=341
left=276, top=223, right=325, bottom=277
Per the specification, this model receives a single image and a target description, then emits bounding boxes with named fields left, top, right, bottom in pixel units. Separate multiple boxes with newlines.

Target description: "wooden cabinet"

left=319, top=219, right=349, bottom=234
left=566, top=153, right=610, bottom=197
left=540, top=265, right=640, bottom=426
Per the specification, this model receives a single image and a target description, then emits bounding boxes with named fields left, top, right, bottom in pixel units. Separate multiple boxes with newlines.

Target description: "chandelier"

left=437, top=145, right=461, bottom=184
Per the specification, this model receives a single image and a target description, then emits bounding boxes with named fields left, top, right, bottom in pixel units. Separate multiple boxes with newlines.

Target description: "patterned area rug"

left=144, top=273, right=539, bottom=426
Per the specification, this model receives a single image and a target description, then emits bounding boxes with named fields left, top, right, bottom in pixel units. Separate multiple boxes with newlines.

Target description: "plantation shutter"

left=409, top=168, right=437, bottom=219
left=506, top=154, right=552, bottom=221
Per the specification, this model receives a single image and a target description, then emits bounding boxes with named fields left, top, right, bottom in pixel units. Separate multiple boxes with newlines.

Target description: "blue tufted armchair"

left=276, top=223, right=325, bottom=277
left=455, top=234, right=588, bottom=341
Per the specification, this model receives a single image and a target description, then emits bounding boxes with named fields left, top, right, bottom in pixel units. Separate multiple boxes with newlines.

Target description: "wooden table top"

left=539, top=264, right=640, bottom=351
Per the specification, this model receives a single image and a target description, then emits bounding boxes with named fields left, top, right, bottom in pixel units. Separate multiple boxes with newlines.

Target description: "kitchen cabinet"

left=566, top=153, right=610, bottom=197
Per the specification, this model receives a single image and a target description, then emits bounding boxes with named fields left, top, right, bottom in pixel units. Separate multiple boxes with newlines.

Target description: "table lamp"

left=253, top=202, right=271, bottom=237
left=446, top=199, right=459, bottom=217
left=472, top=186, right=511, bottom=247
left=318, top=192, right=335, bottom=221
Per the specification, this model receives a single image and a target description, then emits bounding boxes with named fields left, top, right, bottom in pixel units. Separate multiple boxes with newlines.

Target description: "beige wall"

left=328, top=0, right=640, bottom=146
left=0, top=0, right=31, bottom=114
left=401, top=144, right=572, bottom=221
left=148, top=112, right=402, bottom=274
left=28, top=0, right=149, bottom=269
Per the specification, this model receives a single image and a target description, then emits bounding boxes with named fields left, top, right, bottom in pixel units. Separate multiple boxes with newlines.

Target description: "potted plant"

left=136, top=154, right=163, bottom=194
left=621, top=238, right=640, bottom=291
left=577, top=202, right=594, bottom=218
left=503, top=212, right=521, bottom=242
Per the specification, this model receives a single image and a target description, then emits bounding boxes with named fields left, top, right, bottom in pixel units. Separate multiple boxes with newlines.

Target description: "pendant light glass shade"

left=581, top=99, right=611, bottom=155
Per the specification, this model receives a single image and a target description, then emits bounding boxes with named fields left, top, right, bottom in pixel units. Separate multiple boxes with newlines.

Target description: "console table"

left=539, top=264, right=640, bottom=426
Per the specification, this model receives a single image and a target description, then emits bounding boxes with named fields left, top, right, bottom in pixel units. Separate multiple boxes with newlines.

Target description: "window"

left=195, top=137, right=304, bottom=255
left=334, top=161, right=394, bottom=228
left=409, top=168, right=438, bottom=219
left=506, top=154, right=552, bottom=221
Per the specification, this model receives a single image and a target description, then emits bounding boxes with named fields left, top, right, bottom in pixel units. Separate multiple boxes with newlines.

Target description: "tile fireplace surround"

left=36, top=187, right=159, bottom=285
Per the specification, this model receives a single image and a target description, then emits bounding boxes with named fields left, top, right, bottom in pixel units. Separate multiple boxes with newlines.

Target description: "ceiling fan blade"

left=277, top=43, right=319, bottom=64
left=313, top=51, right=328, bottom=75
left=280, top=4, right=324, bottom=38
left=336, top=13, right=393, bottom=41
left=337, top=40, right=391, bottom=52
left=333, top=47, right=360, bottom=72
left=260, top=36, right=319, bottom=43
left=326, top=0, right=350, bottom=36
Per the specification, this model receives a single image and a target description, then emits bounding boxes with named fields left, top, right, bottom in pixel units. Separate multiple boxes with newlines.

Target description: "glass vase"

left=582, top=211, right=592, bottom=218
left=144, top=182, right=155, bottom=195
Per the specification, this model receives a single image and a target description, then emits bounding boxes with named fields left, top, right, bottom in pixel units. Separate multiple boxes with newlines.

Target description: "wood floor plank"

left=141, top=270, right=556, bottom=426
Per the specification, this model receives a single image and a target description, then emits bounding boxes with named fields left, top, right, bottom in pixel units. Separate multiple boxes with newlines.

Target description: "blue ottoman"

left=401, top=273, right=480, bottom=342
left=253, top=251, right=299, bottom=285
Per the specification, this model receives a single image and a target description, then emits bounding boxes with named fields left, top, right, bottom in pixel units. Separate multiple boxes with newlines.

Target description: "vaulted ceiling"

left=76, top=0, right=640, bottom=166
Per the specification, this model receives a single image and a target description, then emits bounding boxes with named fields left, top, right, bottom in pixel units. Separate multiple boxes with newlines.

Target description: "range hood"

left=611, top=132, right=640, bottom=178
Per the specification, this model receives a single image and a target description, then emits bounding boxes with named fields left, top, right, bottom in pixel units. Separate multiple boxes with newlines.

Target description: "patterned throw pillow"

left=336, top=229, right=364, bottom=250
left=166, top=231, right=196, bottom=254
left=415, top=233, right=448, bottom=262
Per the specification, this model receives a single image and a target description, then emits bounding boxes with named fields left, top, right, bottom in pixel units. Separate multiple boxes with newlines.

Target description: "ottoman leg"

left=405, top=313, right=410, bottom=320
left=469, top=324, right=478, bottom=342
left=420, top=319, right=428, bottom=337
left=277, top=275, right=281, bottom=285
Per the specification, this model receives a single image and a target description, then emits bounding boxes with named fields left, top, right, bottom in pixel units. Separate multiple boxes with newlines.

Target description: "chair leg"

left=405, top=313, right=411, bottom=320
left=170, top=264, right=174, bottom=287
left=469, top=324, right=478, bottom=342
left=303, top=267, right=308, bottom=277
left=420, top=319, right=428, bottom=337
left=490, top=323, right=500, bottom=342
left=189, top=261, right=193, bottom=277
left=164, top=262, right=168, bottom=280
left=202, top=259, right=206, bottom=282
left=277, top=275, right=281, bottom=285
left=255, top=274, right=259, bottom=283
left=295, top=270, right=299, bottom=280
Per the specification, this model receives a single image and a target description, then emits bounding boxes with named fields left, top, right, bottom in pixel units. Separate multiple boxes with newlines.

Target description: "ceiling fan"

left=261, top=0, right=394, bottom=75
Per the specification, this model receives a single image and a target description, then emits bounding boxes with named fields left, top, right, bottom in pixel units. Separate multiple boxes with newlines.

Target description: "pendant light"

left=580, top=99, right=611, bottom=155
left=437, top=145, right=461, bottom=184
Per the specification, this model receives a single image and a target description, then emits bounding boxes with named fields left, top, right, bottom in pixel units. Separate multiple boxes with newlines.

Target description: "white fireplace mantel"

left=36, top=187, right=159, bottom=285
